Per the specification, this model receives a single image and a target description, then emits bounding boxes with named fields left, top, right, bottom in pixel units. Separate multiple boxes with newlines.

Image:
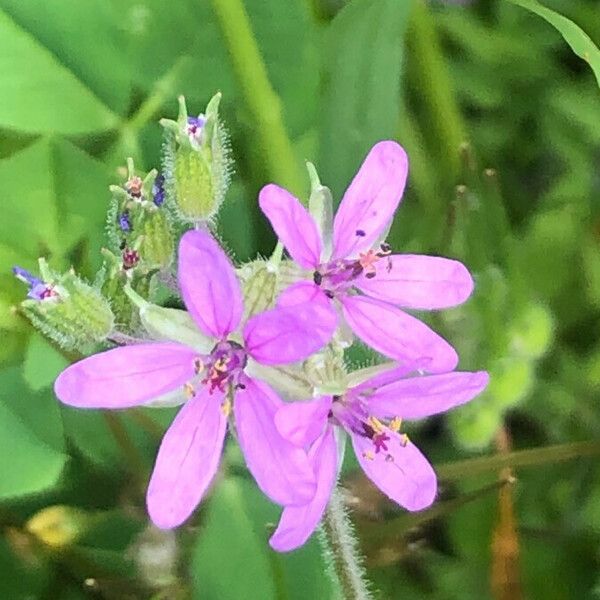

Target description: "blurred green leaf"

left=0, top=0, right=131, bottom=115
left=319, top=0, right=411, bottom=197
left=0, top=8, right=118, bottom=134
left=0, top=368, right=66, bottom=498
left=22, top=333, right=69, bottom=391
left=0, top=138, right=112, bottom=279
left=508, top=0, right=600, bottom=88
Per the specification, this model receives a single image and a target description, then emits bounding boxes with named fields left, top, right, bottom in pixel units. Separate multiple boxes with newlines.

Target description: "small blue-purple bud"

left=152, top=174, right=165, bottom=207
left=118, top=211, right=132, bottom=232
left=186, top=115, right=206, bottom=146
left=12, top=266, right=56, bottom=301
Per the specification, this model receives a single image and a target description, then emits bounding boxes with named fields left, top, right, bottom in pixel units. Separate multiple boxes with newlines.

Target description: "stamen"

left=389, top=417, right=402, bottom=432
left=221, top=398, right=231, bottom=417
left=184, top=382, right=196, bottom=399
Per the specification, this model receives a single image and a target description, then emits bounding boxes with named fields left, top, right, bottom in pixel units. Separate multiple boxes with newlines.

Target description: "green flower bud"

left=238, top=259, right=278, bottom=320
left=108, top=158, right=174, bottom=271
left=509, top=303, right=554, bottom=360
left=161, top=93, right=232, bottom=223
left=14, top=259, right=114, bottom=351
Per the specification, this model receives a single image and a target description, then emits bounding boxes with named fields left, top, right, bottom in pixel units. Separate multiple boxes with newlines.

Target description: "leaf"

left=0, top=0, right=131, bottom=114
left=22, top=333, right=69, bottom=391
left=0, top=8, right=118, bottom=134
left=0, top=367, right=67, bottom=498
left=319, top=0, right=411, bottom=197
left=507, top=0, right=600, bottom=88
left=192, top=476, right=331, bottom=600
left=0, top=138, right=112, bottom=277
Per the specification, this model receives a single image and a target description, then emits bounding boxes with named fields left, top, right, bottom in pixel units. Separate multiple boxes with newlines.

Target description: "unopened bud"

left=108, top=159, right=174, bottom=271
left=160, top=93, right=232, bottom=223
left=14, top=260, right=114, bottom=351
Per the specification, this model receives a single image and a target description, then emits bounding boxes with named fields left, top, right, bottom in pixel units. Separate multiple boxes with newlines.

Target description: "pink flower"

left=269, top=365, right=489, bottom=552
left=54, top=230, right=337, bottom=529
left=259, top=141, right=474, bottom=372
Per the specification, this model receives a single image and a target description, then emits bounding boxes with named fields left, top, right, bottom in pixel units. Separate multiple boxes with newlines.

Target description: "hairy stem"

left=208, top=0, right=305, bottom=197
left=318, top=488, right=373, bottom=600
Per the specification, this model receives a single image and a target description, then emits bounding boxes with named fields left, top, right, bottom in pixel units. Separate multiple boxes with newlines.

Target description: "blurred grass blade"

left=508, top=0, right=600, bottom=88
left=319, top=0, right=411, bottom=198
left=437, top=440, right=600, bottom=481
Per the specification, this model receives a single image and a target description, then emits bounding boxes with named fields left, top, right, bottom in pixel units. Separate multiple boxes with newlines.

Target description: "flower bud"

left=108, top=159, right=175, bottom=271
left=238, top=260, right=278, bottom=320
left=13, top=260, right=114, bottom=351
left=160, top=93, right=232, bottom=223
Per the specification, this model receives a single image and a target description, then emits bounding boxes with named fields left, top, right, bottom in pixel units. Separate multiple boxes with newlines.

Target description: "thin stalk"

left=318, top=488, right=373, bottom=600
left=207, top=0, right=305, bottom=197
left=437, top=439, right=600, bottom=481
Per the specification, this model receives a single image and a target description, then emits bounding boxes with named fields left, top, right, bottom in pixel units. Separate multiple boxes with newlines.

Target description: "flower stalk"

left=318, top=488, right=373, bottom=600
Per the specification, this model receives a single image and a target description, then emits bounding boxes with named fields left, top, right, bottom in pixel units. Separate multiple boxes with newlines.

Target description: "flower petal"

left=276, top=281, right=327, bottom=307
left=340, top=295, right=458, bottom=373
left=234, top=378, right=316, bottom=506
left=356, top=254, right=474, bottom=309
left=269, top=428, right=338, bottom=552
left=54, top=343, right=198, bottom=409
left=366, top=371, right=490, bottom=420
left=147, top=387, right=227, bottom=529
left=243, top=298, right=337, bottom=366
left=178, top=229, right=243, bottom=338
left=352, top=433, right=436, bottom=511
left=274, top=396, right=332, bottom=447
left=332, top=141, right=408, bottom=259
left=259, top=184, right=322, bottom=269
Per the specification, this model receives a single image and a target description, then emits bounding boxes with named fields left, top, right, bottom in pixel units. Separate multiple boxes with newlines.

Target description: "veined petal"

left=352, top=433, right=436, bottom=511
left=270, top=428, right=338, bottom=552
left=356, top=254, right=474, bottom=309
left=244, top=299, right=337, bottom=366
left=347, top=362, right=418, bottom=393
left=147, top=387, right=227, bottom=529
left=276, top=281, right=327, bottom=307
left=259, top=184, right=322, bottom=269
left=54, top=343, right=197, bottom=409
left=274, top=396, right=332, bottom=447
left=366, top=371, right=490, bottom=420
left=340, top=295, right=458, bottom=373
left=178, top=229, right=243, bottom=338
left=234, top=378, right=317, bottom=505
left=332, top=141, right=408, bottom=260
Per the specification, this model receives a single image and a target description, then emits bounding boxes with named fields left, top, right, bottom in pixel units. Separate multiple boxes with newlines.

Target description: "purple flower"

left=54, top=230, right=337, bottom=529
left=152, top=174, right=165, bottom=207
left=269, top=365, right=489, bottom=552
left=259, top=141, right=475, bottom=372
left=118, top=211, right=132, bottom=232
left=186, top=114, right=206, bottom=147
left=12, top=266, right=57, bottom=301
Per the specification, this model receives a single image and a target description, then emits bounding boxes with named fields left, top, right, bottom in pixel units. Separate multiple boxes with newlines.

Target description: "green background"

left=1, top=0, right=600, bottom=598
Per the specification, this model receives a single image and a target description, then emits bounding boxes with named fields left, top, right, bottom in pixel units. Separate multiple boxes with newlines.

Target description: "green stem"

left=318, top=488, right=373, bottom=600
left=208, top=0, right=305, bottom=197
left=407, top=0, right=466, bottom=179
left=437, top=439, right=600, bottom=481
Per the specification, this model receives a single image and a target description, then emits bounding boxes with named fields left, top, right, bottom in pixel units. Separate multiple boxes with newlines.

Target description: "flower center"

left=199, top=340, right=247, bottom=395
left=330, top=394, right=405, bottom=460
left=313, top=243, right=392, bottom=298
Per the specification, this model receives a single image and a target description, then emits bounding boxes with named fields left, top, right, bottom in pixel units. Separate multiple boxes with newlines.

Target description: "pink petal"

left=276, top=281, right=328, bottom=307
left=340, top=295, right=458, bottom=373
left=54, top=343, right=198, bottom=409
left=259, top=184, right=322, bottom=269
left=274, top=396, right=332, bottom=447
left=178, top=229, right=242, bottom=338
left=243, top=300, right=337, bottom=366
left=350, top=362, right=418, bottom=395
left=332, top=141, right=408, bottom=259
left=366, top=371, right=490, bottom=420
left=352, top=434, right=436, bottom=511
left=234, top=378, right=316, bottom=505
left=146, top=387, right=227, bottom=529
left=269, top=429, right=338, bottom=552
left=356, top=254, right=474, bottom=309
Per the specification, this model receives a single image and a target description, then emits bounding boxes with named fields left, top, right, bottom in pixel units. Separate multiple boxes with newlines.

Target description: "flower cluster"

left=13, top=95, right=488, bottom=553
